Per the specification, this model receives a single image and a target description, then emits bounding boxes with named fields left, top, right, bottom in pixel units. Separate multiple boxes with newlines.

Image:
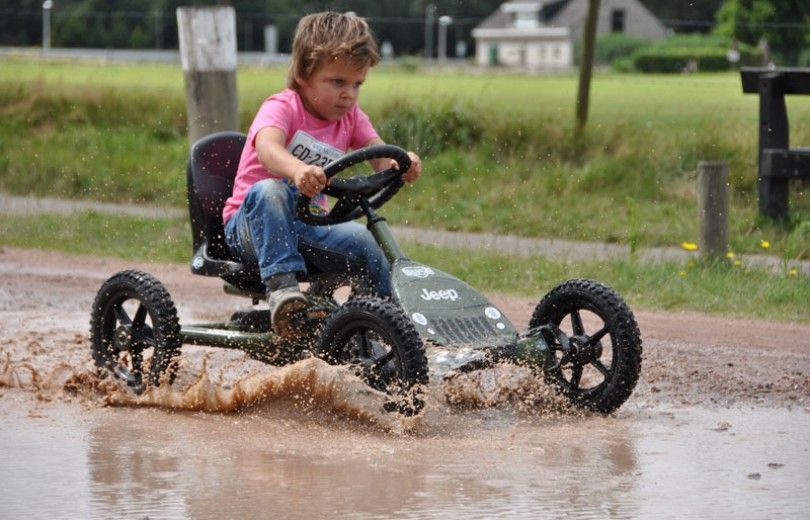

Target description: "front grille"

left=432, top=316, right=500, bottom=345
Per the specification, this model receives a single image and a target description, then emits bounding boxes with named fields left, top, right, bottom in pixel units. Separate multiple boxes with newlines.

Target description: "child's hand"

left=293, top=164, right=328, bottom=197
left=390, top=151, right=421, bottom=183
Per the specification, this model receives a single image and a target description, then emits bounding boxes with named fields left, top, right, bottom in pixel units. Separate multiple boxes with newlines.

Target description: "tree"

left=575, top=0, right=599, bottom=138
left=714, top=0, right=810, bottom=65
left=0, top=0, right=505, bottom=54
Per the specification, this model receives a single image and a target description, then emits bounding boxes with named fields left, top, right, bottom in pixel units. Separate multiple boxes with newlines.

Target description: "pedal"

left=229, top=309, right=272, bottom=332
left=306, top=308, right=330, bottom=320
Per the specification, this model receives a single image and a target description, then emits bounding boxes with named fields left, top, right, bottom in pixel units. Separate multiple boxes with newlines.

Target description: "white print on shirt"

left=287, top=130, right=345, bottom=168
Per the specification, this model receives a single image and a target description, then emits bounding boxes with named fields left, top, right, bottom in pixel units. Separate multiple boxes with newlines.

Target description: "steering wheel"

left=296, top=145, right=411, bottom=226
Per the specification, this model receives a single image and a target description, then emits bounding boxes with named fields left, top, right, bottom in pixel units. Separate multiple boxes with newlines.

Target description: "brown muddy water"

left=1, top=248, right=809, bottom=519
left=2, top=394, right=809, bottom=519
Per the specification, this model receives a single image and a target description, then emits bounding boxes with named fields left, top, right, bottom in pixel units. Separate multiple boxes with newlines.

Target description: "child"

left=222, top=11, right=421, bottom=337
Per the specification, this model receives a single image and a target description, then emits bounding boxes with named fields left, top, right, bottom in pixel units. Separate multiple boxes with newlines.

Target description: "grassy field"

left=0, top=57, right=808, bottom=263
left=0, top=211, right=806, bottom=323
left=0, top=57, right=800, bottom=124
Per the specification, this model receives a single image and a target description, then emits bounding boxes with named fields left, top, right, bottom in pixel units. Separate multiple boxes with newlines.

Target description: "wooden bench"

left=740, top=67, right=810, bottom=220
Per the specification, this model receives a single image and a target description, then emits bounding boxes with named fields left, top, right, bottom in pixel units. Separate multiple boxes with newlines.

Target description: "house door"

left=488, top=44, right=498, bottom=66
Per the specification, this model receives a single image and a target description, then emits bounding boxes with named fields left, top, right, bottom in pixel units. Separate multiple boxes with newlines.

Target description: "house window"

left=611, top=9, right=626, bottom=33
left=514, top=11, right=539, bottom=29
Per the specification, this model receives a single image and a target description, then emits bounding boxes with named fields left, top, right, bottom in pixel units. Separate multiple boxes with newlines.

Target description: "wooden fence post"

left=176, top=6, right=239, bottom=145
left=697, top=161, right=729, bottom=260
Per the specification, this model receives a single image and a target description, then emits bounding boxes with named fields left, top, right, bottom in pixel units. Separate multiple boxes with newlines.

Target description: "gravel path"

left=3, top=192, right=808, bottom=274
left=1, top=246, right=807, bottom=409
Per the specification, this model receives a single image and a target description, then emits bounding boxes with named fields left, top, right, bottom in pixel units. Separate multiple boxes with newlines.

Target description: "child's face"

left=297, top=57, right=370, bottom=121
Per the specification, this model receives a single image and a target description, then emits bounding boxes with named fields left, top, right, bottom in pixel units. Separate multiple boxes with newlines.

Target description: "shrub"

left=658, top=33, right=729, bottom=48
left=632, top=46, right=762, bottom=73
left=628, top=34, right=763, bottom=73
left=633, top=47, right=728, bottom=72
left=611, top=56, right=636, bottom=72
left=375, top=98, right=482, bottom=157
left=595, top=33, right=649, bottom=65
left=397, top=55, right=421, bottom=73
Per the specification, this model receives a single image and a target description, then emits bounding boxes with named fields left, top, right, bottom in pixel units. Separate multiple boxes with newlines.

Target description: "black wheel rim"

left=547, top=307, right=614, bottom=397
left=332, top=319, right=402, bottom=393
left=100, top=292, right=156, bottom=393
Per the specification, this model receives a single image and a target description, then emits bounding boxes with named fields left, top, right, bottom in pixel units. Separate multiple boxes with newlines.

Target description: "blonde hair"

left=287, top=12, right=380, bottom=90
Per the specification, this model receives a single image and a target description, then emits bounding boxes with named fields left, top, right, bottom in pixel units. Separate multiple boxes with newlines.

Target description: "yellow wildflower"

left=726, top=251, right=735, bottom=259
left=681, top=241, right=698, bottom=251
left=788, top=268, right=798, bottom=277
left=760, top=240, right=770, bottom=249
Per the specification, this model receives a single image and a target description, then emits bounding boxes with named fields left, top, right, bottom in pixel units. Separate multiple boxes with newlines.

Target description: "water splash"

left=443, top=364, right=574, bottom=415
left=108, top=356, right=415, bottom=429
left=2, top=346, right=575, bottom=428
left=1, top=350, right=421, bottom=433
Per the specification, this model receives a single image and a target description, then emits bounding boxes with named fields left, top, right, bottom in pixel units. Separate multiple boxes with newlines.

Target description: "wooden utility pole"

left=697, top=161, right=729, bottom=260
left=177, top=6, right=239, bottom=145
left=575, top=0, right=600, bottom=137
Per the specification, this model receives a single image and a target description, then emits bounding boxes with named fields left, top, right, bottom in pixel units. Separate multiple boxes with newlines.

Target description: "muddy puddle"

left=2, top=344, right=808, bottom=519
left=2, top=394, right=808, bottom=519
left=1, top=247, right=809, bottom=518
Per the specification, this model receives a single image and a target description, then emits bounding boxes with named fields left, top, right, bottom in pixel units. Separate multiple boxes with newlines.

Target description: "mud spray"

left=1, top=341, right=577, bottom=433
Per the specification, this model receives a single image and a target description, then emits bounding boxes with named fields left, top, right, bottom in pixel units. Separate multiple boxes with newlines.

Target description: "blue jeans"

left=224, top=179, right=392, bottom=297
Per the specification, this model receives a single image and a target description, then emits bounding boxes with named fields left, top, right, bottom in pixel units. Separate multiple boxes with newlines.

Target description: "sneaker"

left=267, top=286, right=308, bottom=338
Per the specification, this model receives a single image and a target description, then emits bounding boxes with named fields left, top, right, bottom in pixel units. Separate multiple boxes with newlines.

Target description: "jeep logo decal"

left=420, top=288, right=460, bottom=302
left=402, top=266, right=435, bottom=278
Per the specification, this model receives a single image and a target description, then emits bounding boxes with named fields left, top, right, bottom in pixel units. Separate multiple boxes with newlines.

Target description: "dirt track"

left=1, top=245, right=808, bottom=410
left=2, top=246, right=810, bottom=518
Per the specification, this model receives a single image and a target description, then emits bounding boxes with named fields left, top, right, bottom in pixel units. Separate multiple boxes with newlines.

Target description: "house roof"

left=476, top=5, right=511, bottom=30
left=541, top=0, right=571, bottom=21
left=476, top=0, right=572, bottom=30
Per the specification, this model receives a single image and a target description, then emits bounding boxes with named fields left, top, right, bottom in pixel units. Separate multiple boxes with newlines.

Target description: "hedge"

left=632, top=46, right=763, bottom=73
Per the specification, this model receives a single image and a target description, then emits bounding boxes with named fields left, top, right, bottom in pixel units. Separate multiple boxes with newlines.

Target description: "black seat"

left=186, top=131, right=348, bottom=299
left=186, top=131, right=266, bottom=295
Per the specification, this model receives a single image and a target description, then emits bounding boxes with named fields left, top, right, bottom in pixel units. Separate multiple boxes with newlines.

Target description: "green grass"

left=6, top=57, right=808, bottom=125
left=409, top=243, right=808, bottom=324
left=0, top=57, right=808, bottom=262
left=0, top=211, right=190, bottom=262
left=0, top=212, right=806, bottom=323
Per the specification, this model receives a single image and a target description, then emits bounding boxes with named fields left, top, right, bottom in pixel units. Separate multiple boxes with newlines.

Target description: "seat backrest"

left=186, top=131, right=247, bottom=258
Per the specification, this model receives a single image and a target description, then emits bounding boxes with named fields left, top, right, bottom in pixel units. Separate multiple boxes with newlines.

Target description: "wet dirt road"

left=1, top=247, right=809, bottom=519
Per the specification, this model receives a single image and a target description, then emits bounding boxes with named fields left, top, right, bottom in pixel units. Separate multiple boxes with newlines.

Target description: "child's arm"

left=255, top=127, right=327, bottom=197
left=364, top=137, right=422, bottom=183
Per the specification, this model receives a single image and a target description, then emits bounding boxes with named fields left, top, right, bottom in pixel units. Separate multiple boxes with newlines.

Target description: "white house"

left=472, top=0, right=667, bottom=70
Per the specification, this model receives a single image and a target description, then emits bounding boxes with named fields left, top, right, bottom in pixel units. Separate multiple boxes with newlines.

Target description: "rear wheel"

left=316, top=298, right=428, bottom=415
left=89, top=270, right=181, bottom=393
left=530, top=279, right=642, bottom=413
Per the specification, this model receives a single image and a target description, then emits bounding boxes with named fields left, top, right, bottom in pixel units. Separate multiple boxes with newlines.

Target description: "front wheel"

left=316, top=298, right=429, bottom=415
left=89, top=270, right=182, bottom=393
left=530, top=279, right=642, bottom=413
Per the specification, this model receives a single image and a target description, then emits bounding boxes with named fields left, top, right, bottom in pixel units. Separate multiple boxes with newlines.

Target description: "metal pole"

left=42, top=0, right=53, bottom=52
left=424, top=4, right=436, bottom=60
left=438, top=16, right=452, bottom=63
left=154, top=8, right=164, bottom=49
left=367, top=218, right=407, bottom=263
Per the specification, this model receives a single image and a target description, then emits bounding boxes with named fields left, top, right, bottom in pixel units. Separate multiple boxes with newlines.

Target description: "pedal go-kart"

left=90, top=131, right=642, bottom=415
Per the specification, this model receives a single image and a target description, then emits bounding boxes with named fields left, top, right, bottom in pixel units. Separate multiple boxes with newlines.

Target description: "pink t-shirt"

left=223, top=88, right=380, bottom=223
